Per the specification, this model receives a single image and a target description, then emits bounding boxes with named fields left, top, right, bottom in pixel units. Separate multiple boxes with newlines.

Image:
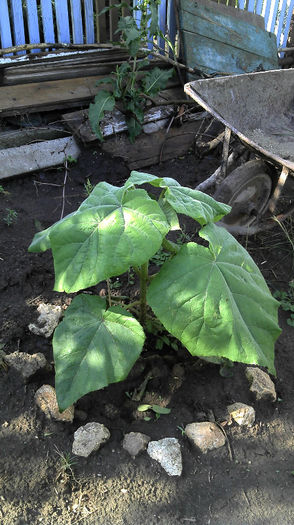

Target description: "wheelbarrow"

left=184, top=68, right=294, bottom=235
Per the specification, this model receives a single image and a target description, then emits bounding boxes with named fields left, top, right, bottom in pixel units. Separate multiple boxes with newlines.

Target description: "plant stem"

left=139, top=261, right=148, bottom=325
left=162, top=238, right=180, bottom=255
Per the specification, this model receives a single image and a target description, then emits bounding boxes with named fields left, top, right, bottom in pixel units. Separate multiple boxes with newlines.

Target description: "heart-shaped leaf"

left=47, top=183, right=169, bottom=292
left=147, top=223, right=281, bottom=374
left=125, top=171, right=231, bottom=225
left=53, top=294, right=145, bottom=411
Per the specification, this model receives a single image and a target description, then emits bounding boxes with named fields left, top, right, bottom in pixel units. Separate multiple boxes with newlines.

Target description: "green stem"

left=162, top=238, right=180, bottom=255
left=139, top=261, right=148, bottom=325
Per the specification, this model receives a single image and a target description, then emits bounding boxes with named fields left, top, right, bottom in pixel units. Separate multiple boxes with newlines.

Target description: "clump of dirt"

left=1, top=144, right=294, bottom=525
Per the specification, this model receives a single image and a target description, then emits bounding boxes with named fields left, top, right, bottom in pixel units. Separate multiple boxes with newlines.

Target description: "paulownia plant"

left=29, top=172, right=281, bottom=411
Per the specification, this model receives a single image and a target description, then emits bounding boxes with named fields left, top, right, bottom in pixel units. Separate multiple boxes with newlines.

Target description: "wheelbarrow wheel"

left=213, top=159, right=272, bottom=234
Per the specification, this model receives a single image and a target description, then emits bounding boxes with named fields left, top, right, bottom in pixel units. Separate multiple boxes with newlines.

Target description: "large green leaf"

left=125, top=171, right=231, bottom=225
left=89, top=90, right=115, bottom=141
left=53, top=294, right=145, bottom=410
left=141, top=67, right=174, bottom=96
left=28, top=212, right=77, bottom=253
left=48, top=183, right=169, bottom=292
left=147, top=223, right=281, bottom=374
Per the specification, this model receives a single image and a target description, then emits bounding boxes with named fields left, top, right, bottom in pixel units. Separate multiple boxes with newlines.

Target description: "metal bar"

left=10, top=0, right=26, bottom=54
left=167, top=0, right=177, bottom=57
left=26, top=0, right=41, bottom=52
left=269, top=166, right=289, bottom=213
left=0, top=0, right=13, bottom=55
left=54, top=0, right=71, bottom=43
left=40, top=0, right=55, bottom=43
left=158, top=0, right=167, bottom=54
left=70, top=0, right=83, bottom=44
left=84, top=0, right=95, bottom=43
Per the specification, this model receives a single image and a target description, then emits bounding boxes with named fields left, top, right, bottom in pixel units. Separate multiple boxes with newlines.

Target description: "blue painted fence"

left=0, top=0, right=293, bottom=57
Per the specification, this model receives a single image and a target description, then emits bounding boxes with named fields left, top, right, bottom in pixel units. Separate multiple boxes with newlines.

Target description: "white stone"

left=245, top=367, right=276, bottom=402
left=227, top=402, right=255, bottom=427
left=147, top=438, right=182, bottom=476
left=72, top=422, right=110, bottom=457
left=4, top=351, right=47, bottom=381
left=29, top=302, right=62, bottom=338
left=35, top=384, right=74, bottom=422
left=122, top=432, right=151, bottom=457
left=185, top=422, right=226, bottom=454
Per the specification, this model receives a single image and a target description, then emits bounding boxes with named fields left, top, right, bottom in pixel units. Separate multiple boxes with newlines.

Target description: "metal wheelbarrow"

left=185, top=69, right=294, bottom=235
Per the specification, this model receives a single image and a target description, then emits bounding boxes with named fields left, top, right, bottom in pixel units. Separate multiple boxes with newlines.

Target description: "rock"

left=147, top=438, right=182, bottom=476
left=245, top=367, right=276, bottom=402
left=227, top=402, right=255, bottom=427
left=122, top=432, right=151, bottom=457
left=28, top=302, right=62, bottom=338
left=4, top=351, right=47, bottom=381
left=72, top=422, right=110, bottom=457
left=35, top=384, right=74, bottom=423
left=185, top=422, right=226, bottom=454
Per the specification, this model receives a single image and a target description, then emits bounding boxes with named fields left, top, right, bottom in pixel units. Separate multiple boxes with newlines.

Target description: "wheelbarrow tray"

left=185, top=69, right=294, bottom=172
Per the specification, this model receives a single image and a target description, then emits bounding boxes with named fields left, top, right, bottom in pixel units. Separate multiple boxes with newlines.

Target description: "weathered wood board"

left=101, top=119, right=204, bottom=170
left=0, top=136, right=80, bottom=179
left=0, top=126, right=69, bottom=149
left=178, top=0, right=279, bottom=77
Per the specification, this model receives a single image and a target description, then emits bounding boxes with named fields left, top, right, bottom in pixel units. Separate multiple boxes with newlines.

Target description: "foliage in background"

left=89, top=0, right=174, bottom=143
left=29, top=171, right=281, bottom=411
left=274, top=281, right=294, bottom=327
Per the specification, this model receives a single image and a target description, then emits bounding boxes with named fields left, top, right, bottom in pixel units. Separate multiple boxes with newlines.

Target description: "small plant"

left=138, top=403, right=171, bottom=420
left=89, top=0, right=174, bottom=142
left=145, top=318, right=178, bottom=351
left=3, top=208, right=17, bottom=226
left=29, top=171, right=281, bottom=411
left=0, top=185, right=9, bottom=195
left=66, top=155, right=78, bottom=164
left=55, top=447, right=77, bottom=481
left=273, top=281, right=294, bottom=326
left=84, top=178, right=94, bottom=196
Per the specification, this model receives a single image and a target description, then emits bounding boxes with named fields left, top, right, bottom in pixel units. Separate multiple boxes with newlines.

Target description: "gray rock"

left=147, top=437, right=182, bottom=476
left=35, top=384, right=74, bottom=423
left=122, top=432, right=151, bottom=457
left=28, top=302, right=62, bottom=338
left=4, top=351, right=47, bottom=381
left=227, top=402, right=255, bottom=427
left=72, top=422, right=110, bottom=457
left=245, top=367, right=276, bottom=402
left=185, top=422, right=226, bottom=453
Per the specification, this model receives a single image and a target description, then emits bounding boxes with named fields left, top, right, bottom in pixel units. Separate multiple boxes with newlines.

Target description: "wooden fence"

left=0, top=0, right=293, bottom=57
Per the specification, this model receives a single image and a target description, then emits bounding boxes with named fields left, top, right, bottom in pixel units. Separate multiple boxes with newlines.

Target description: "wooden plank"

left=84, top=0, right=95, bottom=44
left=0, top=76, right=105, bottom=116
left=158, top=0, right=167, bottom=53
left=55, top=1, right=71, bottom=43
left=179, top=0, right=278, bottom=76
left=109, top=0, right=119, bottom=41
left=40, top=0, right=55, bottom=43
left=70, top=0, right=84, bottom=44
left=26, top=0, right=41, bottom=53
left=0, top=0, right=13, bottom=53
left=101, top=120, right=203, bottom=169
left=62, top=105, right=176, bottom=142
left=0, top=127, right=69, bottom=149
left=281, top=0, right=294, bottom=48
left=167, top=0, right=177, bottom=55
left=96, top=0, right=107, bottom=43
left=0, top=137, right=80, bottom=179
left=10, top=0, right=26, bottom=55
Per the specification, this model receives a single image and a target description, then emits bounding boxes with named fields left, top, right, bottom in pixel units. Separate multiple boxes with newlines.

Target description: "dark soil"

left=1, top=144, right=294, bottom=525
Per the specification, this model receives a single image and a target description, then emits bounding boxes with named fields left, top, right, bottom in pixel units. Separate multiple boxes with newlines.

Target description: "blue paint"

left=0, top=0, right=13, bottom=54
left=26, top=0, right=41, bottom=52
left=269, top=0, right=279, bottom=34
left=238, top=0, right=246, bottom=10
left=255, top=0, right=263, bottom=17
left=70, top=0, right=83, bottom=44
left=247, top=0, right=255, bottom=13
left=280, top=0, right=294, bottom=48
left=10, top=0, right=26, bottom=54
left=40, top=0, right=55, bottom=43
left=54, top=0, right=71, bottom=43
left=84, top=0, right=95, bottom=43
left=263, top=0, right=272, bottom=31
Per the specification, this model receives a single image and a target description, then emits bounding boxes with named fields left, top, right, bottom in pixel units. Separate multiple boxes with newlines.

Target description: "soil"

left=1, top=143, right=294, bottom=525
